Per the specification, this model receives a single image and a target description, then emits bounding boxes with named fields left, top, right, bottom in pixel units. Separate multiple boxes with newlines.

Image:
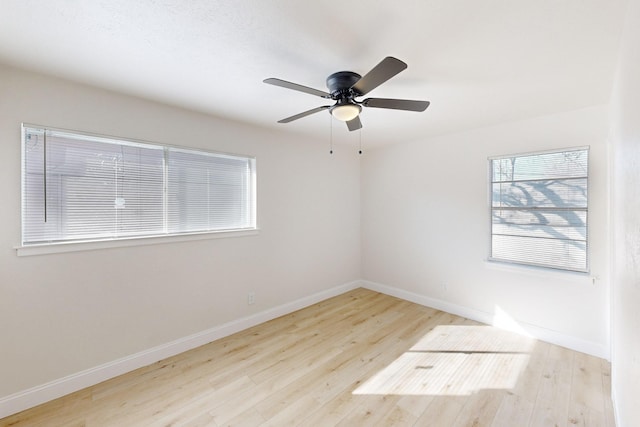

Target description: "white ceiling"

left=0, top=0, right=629, bottom=146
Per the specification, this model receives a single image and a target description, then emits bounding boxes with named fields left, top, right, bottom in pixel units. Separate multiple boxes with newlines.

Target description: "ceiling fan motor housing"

left=326, top=71, right=362, bottom=99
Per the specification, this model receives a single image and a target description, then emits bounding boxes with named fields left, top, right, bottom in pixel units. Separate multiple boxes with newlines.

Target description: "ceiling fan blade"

left=277, top=106, right=330, bottom=123
left=264, top=78, right=331, bottom=98
left=351, top=57, right=407, bottom=96
left=362, top=98, right=430, bottom=112
left=346, top=116, right=362, bottom=131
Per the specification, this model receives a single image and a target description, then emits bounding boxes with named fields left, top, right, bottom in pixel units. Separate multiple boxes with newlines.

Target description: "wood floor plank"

left=570, top=352, right=606, bottom=412
left=601, top=360, right=616, bottom=427
left=451, top=389, right=505, bottom=427
left=414, top=395, right=467, bottom=426
left=376, top=405, right=418, bottom=427
left=258, top=394, right=321, bottom=427
left=530, top=352, right=574, bottom=427
left=396, top=394, right=435, bottom=418
left=509, top=340, right=551, bottom=404
left=567, top=402, right=606, bottom=427
left=296, top=391, right=358, bottom=426
left=491, top=392, right=534, bottom=427
left=222, top=408, right=265, bottom=427
left=334, top=395, right=407, bottom=427
left=0, top=288, right=616, bottom=427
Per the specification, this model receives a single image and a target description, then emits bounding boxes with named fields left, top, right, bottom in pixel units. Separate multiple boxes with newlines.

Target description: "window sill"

left=484, top=258, right=595, bottom=284
left=16, top=229, right=260, bottom=257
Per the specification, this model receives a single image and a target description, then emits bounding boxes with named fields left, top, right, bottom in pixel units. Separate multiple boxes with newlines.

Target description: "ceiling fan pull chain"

left=329, top=114, right=334, bottom=154
left=358, top=128, right=362, bottom=155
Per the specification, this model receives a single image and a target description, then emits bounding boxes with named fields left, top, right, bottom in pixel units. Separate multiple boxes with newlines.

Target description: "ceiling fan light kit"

left=330, top=100, right=361, bottom=122
left=264, top=56, right=430, bottom=131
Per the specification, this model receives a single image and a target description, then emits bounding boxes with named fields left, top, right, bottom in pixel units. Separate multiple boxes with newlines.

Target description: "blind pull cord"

left=43, top=129, right=48, bottom=223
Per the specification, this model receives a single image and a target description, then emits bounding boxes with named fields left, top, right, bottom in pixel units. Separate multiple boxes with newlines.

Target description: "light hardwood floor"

left=1, top=288, right=615, bottom=427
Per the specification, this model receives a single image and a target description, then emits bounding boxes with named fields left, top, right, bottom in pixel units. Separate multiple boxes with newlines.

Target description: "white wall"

left=0, top=64, right=361, bottom=403
left=361, top=105, right=610, bottom=357
left=610, top=0, right=640, bottom=425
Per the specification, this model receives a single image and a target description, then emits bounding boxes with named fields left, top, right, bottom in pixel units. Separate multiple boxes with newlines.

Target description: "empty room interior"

left=1, top=1, right=639, bottom=426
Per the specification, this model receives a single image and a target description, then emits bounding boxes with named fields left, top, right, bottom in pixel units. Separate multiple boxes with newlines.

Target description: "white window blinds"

left=22, top=125, right=256, bottom=245
left=489, top=147, right=589, bottom=272
left=167, top=148, right=254, bottom=233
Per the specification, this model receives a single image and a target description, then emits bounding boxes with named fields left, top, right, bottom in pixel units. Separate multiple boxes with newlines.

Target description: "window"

left=22, top=125, right=256, bottom=246
left=489, top=147, right=589, bottom=272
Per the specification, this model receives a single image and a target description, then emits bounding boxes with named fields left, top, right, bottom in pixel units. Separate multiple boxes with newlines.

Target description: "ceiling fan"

left=264, top=57, right=430, bottom=131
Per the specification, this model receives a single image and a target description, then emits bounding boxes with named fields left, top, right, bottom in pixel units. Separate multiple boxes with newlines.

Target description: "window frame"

left=488, top=146, right=590, bottom=273
left=19, top=124, right=257, bottom=255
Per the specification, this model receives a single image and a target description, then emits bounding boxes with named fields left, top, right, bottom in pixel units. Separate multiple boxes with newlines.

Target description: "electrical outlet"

left=248, top=292, right=255, bottom=305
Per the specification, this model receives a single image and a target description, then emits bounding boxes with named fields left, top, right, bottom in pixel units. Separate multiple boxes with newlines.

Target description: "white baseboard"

left=0, top=280, right=362, bottom=419
left=361, top=280, right=609, bottom=359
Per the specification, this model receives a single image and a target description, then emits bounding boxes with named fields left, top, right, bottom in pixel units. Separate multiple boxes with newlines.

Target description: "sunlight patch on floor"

left=353, top=325, right=535, bottom=396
